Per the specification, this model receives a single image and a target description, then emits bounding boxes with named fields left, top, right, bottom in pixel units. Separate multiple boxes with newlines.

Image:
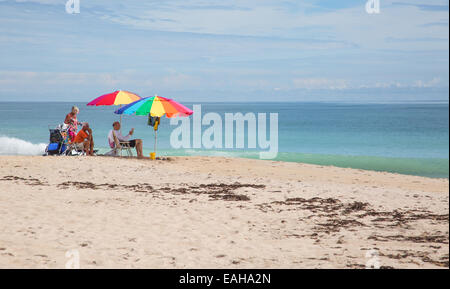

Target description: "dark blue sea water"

left=0, top=102, right=448, bottom=178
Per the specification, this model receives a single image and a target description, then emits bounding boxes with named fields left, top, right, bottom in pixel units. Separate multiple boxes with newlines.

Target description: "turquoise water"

left=0, top=102, right=448, bottom=178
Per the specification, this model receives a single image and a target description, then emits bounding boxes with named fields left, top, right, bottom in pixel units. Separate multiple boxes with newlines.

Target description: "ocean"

left=0, top=101, right=448, bottom=178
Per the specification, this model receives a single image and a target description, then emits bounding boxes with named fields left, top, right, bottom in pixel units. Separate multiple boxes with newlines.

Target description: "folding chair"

left=107, top=131, right=133, bottom=157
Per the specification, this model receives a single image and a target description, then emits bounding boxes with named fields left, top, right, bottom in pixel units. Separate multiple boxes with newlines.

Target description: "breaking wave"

left=0, top=136, right=47, bottom=156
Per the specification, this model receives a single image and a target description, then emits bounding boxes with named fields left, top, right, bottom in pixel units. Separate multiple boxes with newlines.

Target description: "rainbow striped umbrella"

left=115, top=95, right=193, bottom=158
left=87, top=90, right=141, bottom=106
left=115, top=95, right=193, bottom=118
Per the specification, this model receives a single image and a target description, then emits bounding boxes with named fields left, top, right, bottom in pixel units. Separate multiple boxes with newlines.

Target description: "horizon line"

left=0, top=100, right=449, bottom=104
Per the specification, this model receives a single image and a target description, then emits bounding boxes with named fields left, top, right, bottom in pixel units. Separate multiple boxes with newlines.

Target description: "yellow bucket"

left=150, top=152, right=156, bottom=160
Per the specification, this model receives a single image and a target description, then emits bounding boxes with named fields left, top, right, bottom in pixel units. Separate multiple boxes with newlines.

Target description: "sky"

left=0, top=0, right=448, bottom=102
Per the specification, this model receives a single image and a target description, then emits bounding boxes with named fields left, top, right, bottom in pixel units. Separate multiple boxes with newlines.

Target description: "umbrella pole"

left=119, top=105, right=122, bottom=128
left=154, top=130, right=157, bottom=157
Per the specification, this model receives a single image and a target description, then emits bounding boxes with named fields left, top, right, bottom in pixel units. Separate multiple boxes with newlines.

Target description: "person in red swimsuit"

left=64, top=106, right=80, bottom=142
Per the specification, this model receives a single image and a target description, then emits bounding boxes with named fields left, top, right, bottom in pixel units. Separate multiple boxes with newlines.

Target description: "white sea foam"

left=0, top=136, right=47, bottom=156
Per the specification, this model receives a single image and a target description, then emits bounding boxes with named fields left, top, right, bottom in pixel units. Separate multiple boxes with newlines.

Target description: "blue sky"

left=0, top=0, right=448, bottom=102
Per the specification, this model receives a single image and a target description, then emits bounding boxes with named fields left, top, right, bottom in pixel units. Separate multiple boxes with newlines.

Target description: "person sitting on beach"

left=64, top=106, right=81, bottom=142
left=73, top=123, right=94, bottom=156
left=108, top=121, right=143, bottom=158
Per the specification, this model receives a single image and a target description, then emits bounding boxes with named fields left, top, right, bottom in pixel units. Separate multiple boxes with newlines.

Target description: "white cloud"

left=0, top=70, right=204, bottom=91
left=13, top=0, right=63, bottom=4
left=290, top=77, right=446, bottom=90
left=292, top=78, right=348, bottom=90
left=413, top=77, right=442, bottom=88
left=82, top=0, right=449, bottom=52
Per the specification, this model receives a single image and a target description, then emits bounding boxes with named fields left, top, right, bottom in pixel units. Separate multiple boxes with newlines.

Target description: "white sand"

left=0, top=156, right=448, bottom=268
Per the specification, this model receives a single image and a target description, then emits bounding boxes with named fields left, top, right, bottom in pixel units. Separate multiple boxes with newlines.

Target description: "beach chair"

left=65, top=142, right=86, bottom=156
left=44, top=126, right=67, bottom=156
left=44, top=124, right=97, bottom=156
left=106, top=131, right=133, bottom=157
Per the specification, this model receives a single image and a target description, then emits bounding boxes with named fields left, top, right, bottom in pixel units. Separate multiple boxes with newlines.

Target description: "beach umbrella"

left=87, top=90, right=141, bottom=125
left=87, top=90, right=141, bottom=106
left=115, top=95, right=193, bottom=158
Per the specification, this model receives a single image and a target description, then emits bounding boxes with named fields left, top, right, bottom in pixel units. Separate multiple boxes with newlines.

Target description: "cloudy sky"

left=0, top=0, right=448, bottom=102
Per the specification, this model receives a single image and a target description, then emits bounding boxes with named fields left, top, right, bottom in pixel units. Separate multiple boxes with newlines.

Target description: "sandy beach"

left=0, top=155, right=448, bottom=269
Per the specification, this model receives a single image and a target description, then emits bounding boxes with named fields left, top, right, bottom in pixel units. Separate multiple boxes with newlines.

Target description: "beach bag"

left=148, top=115, right=160, bottom=131
left=148, top=115, right=156, bottom=126
left=49, top=129, right=63, bottom=143
left=46, top=143, right=60, bottom=155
